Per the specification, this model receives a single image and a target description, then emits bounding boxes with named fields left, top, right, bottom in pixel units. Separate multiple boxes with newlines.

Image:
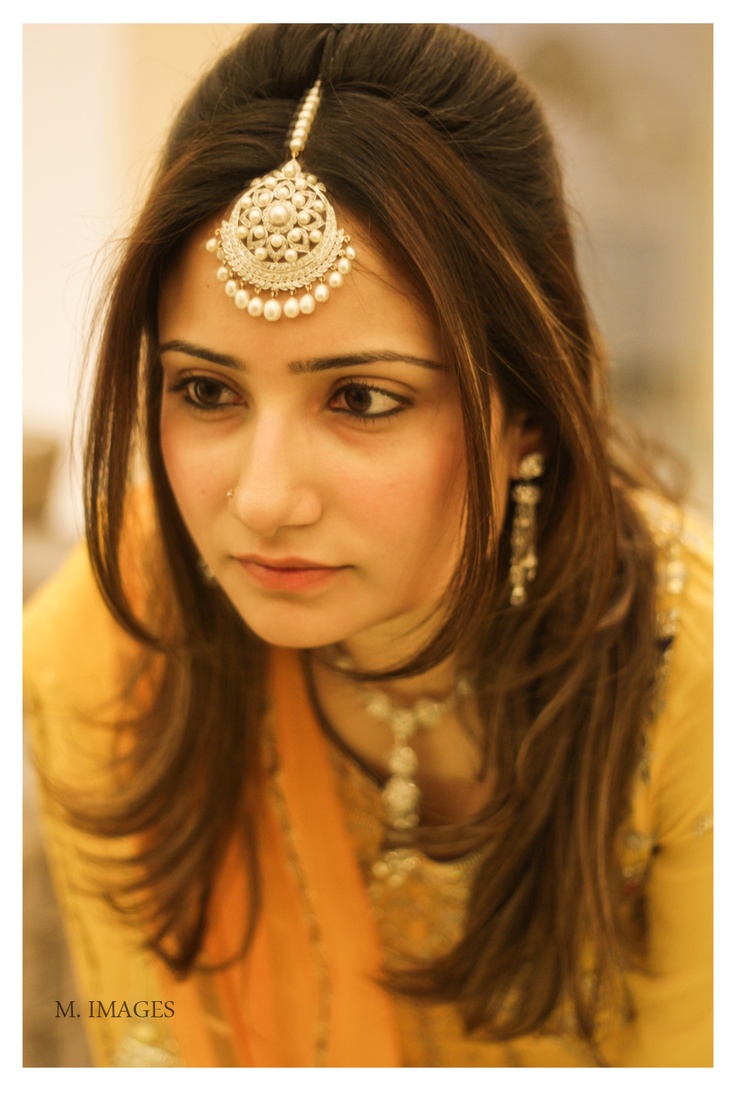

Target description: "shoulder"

left=24, top=485, right=161, bottom=718
left=630, top=491, right=712, bottom=842
left=639, top=493, right=712, bottom=724
left=25, top=543, right=130, bottom=793
left=23, top=504, right=163, bottom=794
left=633, top=490, right=712, bottom=612
left=610, top=494, right=712, bottom=1065
left=632, top=491, right=712, bottom=695
left=24, top=541, right=138, bottom=715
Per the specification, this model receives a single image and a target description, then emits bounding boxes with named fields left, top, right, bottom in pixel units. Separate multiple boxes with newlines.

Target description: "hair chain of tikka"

left=205, top=78, right=355, bottom=321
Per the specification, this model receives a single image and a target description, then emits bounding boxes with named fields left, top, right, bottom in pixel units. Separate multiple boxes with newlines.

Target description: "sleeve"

left=24, top=543, right=182, bottom=1067
left=605, top=531, right=713, bottom=1066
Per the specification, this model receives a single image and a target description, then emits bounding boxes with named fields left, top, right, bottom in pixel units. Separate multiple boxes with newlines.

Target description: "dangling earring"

left=509, top=452, right=545, bottom=606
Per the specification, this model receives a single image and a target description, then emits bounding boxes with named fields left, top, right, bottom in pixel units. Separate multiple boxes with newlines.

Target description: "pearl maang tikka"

left=206, top=79, right=355, bottom=321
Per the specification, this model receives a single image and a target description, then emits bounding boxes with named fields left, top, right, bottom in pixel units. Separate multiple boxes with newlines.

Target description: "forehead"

left=158, top=221, right=441, bottom=364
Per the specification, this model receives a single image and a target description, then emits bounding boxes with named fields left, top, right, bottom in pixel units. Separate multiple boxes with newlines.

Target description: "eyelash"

left=166, top=375, right=410, bottom=423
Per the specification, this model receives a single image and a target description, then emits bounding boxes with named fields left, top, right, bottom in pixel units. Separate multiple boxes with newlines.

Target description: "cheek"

left=344, top=430, right=465, bottom=554
left=159, top=417, right=226, bottom=519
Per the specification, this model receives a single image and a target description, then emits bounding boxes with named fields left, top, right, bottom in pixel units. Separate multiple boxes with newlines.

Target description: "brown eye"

left=330, top=382, right=408, bottom=421
left=167, top=373, right=241, bottom=413
left=342, top=385, right=374, bottom=414
left=191, top=379, right=228, bottom=407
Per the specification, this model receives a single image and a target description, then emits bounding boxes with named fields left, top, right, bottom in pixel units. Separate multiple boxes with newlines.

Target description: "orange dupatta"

left=160, top=647, right=402, bottom=1067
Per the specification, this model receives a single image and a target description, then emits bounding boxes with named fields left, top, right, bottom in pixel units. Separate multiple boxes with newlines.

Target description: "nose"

left=227, top=412, right=323, bottom=538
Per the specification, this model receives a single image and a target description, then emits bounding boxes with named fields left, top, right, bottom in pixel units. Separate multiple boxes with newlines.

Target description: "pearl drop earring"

left=508, top=452, right=545, bottom=606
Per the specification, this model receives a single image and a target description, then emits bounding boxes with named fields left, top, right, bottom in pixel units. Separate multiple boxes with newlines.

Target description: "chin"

left=229, top=597, right=364, bottom=651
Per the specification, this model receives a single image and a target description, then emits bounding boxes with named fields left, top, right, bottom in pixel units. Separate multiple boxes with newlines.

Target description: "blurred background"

left=23, top=24, right=712, bottom=1066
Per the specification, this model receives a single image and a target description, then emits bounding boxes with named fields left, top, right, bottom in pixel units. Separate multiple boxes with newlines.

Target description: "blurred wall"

left=466, top=24, right=712, bottom=515
left=23, top=22, right=712, bottom=561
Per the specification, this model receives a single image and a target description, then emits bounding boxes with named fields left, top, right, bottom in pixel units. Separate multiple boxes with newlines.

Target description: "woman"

left=24, top=24, right=712, bottom=1067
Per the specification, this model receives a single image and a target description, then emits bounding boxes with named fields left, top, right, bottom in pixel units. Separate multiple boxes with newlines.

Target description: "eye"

left=189, top=378, right=232, bottom=408
left=330, top=381, right=409, bottom=421
left=167, top=374, right=241, bottom=412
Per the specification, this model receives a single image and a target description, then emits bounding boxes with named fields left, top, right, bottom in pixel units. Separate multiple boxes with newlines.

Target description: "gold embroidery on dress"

left=691, top=814, right=713, bottom=837
left=328, top=742, right=481, bottom=968
left=113, top=1021, right=182, bottom=1067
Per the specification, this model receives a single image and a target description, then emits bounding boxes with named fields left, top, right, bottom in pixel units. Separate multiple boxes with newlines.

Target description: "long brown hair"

left=79, top=24, right=662, bottom=1049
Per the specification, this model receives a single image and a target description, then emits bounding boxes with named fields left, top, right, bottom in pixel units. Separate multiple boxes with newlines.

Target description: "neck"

left=320, top=606, right=462, bottom=703
left=306, top=642, right=487, bottom=825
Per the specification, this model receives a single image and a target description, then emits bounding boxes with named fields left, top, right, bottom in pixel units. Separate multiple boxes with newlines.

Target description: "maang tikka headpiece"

left=206, top=78, right=355, bottom=321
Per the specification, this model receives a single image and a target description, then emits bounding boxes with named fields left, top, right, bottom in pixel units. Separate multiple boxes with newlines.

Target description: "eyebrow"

left=158, top=340, right=444, bottom=374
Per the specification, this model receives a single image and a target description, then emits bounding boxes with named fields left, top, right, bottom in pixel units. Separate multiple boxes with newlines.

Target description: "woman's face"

left=159, top=224, right=519, bottom=655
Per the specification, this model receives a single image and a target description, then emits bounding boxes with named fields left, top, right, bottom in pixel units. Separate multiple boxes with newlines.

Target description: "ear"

left=506, top=411, right=546, bottom=479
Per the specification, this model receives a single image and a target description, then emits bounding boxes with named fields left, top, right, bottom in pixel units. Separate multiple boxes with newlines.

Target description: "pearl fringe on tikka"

left=206, top=79, right=354, bottom=321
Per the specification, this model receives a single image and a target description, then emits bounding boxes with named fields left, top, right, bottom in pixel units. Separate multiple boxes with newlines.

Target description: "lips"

left=234, top=554, right=346, bottom=593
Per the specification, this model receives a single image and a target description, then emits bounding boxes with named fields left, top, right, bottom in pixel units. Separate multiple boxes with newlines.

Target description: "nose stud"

left=226, top=488, right=235, bottom=499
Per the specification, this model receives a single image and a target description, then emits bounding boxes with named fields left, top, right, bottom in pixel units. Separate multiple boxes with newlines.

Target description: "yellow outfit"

left=23, top=496, right=712, bottom=1066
